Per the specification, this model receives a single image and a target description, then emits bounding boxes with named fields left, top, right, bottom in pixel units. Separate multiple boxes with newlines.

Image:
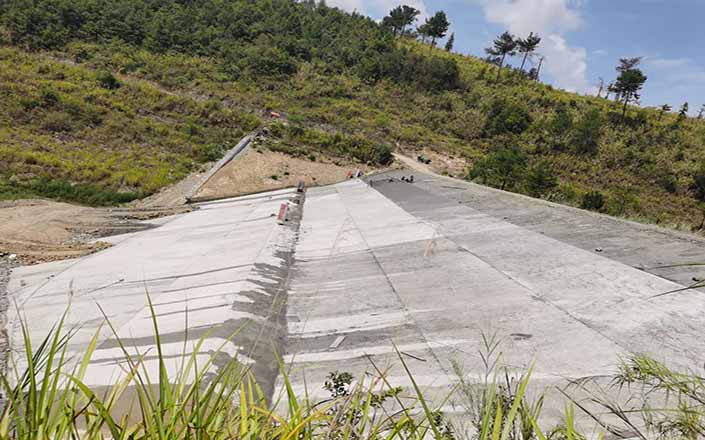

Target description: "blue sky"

left=327, top=0, right=705, bottom=113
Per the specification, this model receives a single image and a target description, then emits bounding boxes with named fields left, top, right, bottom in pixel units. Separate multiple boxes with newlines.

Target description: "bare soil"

left=398, top=147, right=469, bottom=178
left=0, top=199, right=189, bottom=265
left=194, top=148, right=374, bottom=200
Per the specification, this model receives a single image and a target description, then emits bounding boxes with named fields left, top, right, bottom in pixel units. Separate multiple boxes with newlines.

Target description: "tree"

left=444, top=32, right=454, bottom=52
left=399, top=5, right=420, bottom=35
left=517, top=32, right=541, bottom=73
left=417, top=23, right=430, bottom=43
left=698, top=104, right=705, bottom=120
left=423, top=11, right=449, bottom=47
left=678, top=102, right=689, bottom=122
left=382, top=5, right=419, bottom=36
left=468, top=144, right=527, bottom=191
left=617, top=57, right=642, bottom=73
left=612, top=63, right=647, bottom=120
left=485, top=31, right=517, bottom=81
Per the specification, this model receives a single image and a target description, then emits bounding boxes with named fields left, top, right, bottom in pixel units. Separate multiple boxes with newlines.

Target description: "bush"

left=572, top=108, right=602, bottom=155
left=96, top=70, right=120, bottom=89
left=198, top=143, right=228, bottom=162
left=14, top=177, right=141, bottom=206
left=692, top=163, right=705, bottom=201
left=41, top=111, right=73, bottom=132
left=525, top=160, right=558, bottom=198
left=468, top=144, right=527, bottom=191
left=657, top=174, right=678, bottom=194
left=483, top=99, right=532, bottom=137
left=243, top=46, right=297, bottom=76
left=581, top=190, right=605, bottom=211
left=605, top=188, right=640, bottom=216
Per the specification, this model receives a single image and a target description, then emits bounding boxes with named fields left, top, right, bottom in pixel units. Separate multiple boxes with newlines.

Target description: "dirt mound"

left=194, top=148, right=372, bottom=200
left=0, top=199, right=189, bottom=265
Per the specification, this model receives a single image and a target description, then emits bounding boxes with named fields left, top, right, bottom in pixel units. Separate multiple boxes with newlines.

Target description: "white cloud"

left=592, top=49, right=607, bottom=56
left=475, top=0, right=590, bottom=92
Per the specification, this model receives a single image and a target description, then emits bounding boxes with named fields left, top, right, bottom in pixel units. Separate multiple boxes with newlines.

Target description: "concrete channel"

left=6, top=172, right=705, bottom=427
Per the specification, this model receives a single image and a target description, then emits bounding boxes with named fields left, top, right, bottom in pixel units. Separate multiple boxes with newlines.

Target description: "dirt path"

left=392, top=152, right=436, bottom=174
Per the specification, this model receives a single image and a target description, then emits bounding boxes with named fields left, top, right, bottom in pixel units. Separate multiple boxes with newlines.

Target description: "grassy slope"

left=3, top=38, right=705, bottom=228
left=0, top=46, right=260, bottom=204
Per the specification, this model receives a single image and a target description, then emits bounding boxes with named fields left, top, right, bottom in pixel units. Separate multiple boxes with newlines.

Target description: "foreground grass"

left=3, top=298, right=705, bottom=439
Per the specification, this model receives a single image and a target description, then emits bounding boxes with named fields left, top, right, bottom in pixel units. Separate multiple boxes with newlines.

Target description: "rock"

left=7, top=254, right=16, bottom=261
left=595, top=248, right=603, bottom=252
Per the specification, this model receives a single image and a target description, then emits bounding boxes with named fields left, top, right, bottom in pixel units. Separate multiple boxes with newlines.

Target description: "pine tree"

left=612, top=59, right=647, bottom=120
left=444, top=32, right=455, bottom=52
left=424, top=11, right=449, bottom=47
left=517, top=32, right=541, bottom=73
left=383, top=5, right=420, bottom=36
left=485, top=31, right=517, bottom=81
left=678, top=102, right=689, bottom=122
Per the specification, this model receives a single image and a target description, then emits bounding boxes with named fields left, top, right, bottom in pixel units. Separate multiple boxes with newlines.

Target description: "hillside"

left=2, top=0, right=705, bottom=229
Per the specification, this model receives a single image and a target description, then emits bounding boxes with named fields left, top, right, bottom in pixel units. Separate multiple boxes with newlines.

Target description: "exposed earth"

left=193, top=147, right=375, bottom=201
left=0, top=199, right=191, bottom=265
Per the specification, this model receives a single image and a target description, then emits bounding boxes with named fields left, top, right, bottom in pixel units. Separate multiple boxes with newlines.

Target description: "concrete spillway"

left=7, top=173, right=705, bottom=419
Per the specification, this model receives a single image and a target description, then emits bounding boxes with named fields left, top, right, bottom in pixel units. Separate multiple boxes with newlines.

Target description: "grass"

left=0, top=46, right=261, bottom=205
left=25, top=38, right=704, bottom=228
left=4, top=297, right=705, bottom=440
left=3, top=29, right=705, bottom=227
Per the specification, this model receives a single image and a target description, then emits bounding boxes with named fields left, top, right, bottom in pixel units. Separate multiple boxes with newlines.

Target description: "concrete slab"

left=8, top=172, right=705, bottom=430
left=280, top=176, right=705, bottom=425
left=7, top=189, right=303, bottom=401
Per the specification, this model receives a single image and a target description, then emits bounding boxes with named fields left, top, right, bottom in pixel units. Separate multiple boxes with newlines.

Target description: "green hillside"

left=2, top=0, right=705, bottom=229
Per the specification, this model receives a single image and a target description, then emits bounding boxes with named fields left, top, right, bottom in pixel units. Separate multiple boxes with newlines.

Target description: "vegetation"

left=0, top=0, right=704, bottom=231
left=4, top=302, right=705, bottom=440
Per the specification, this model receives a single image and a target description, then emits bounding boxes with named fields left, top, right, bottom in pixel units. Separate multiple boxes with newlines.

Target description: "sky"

left=325, top=0, right=705, bottom=113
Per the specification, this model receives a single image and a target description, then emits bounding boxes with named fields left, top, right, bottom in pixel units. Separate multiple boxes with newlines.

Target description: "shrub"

left=199, top=143, right=227, bottom=162
left=96, top=70, right=120, bottom=89
left=468, top=144, right=527, bottom=191
left=692, top=163, right=705, bottom=201
left=581, top=190, right=605, bottom=211
left=657, top=173, right=678, bottom=194
left=572, top=108, right=602, bottom=155
left=14, top=177, right=141, bottom=206
left=548, top=108, right=573, bottom=150
left=605, top=187, right=640, bottom=216
left=525, top=160, right=558, bottom=198
left=238, top=46, right=297, bottom=77
left=41, top=111, right=73, bottom=132
left=40, top=87, right=60, bottom=107
left=483, top=99, right=532, bottom=137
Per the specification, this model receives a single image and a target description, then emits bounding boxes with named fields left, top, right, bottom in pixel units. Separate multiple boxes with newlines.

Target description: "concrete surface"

left=280, top=174, right=705, bottom=426
left=7, top=187, right=302, bottom=402
left=7, top=171, right=705, bottom=432
left=186, top=133, right=254, bottom=201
